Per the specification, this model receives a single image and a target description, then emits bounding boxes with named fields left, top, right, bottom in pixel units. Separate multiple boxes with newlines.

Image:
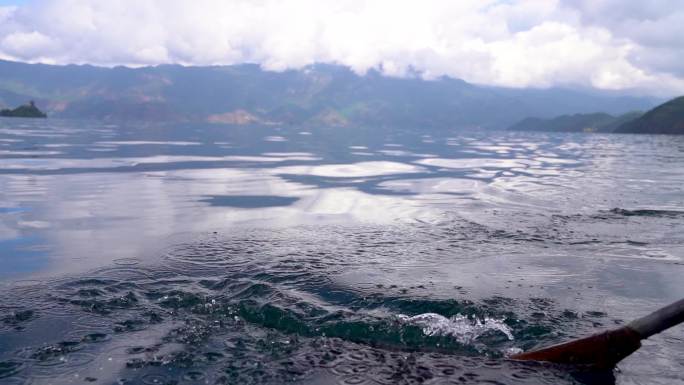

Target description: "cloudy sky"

left=0, top=0, right=682, bottom=96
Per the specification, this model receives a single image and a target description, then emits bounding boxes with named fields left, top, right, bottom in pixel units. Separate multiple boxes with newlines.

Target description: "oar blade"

left=510, top=327, right=642, bottom=369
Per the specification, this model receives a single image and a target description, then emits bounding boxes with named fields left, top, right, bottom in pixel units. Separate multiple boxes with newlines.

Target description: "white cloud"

left=2, top=31, right=59, bottom=60
left=0, top=0, right=683, bottom=95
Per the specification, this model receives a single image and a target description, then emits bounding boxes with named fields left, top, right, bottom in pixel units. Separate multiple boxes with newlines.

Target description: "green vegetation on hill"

left=0, top=101, right=47, bottom=118
left=508, top=111, right=642, bottom=133
left=615, top=96, right=684, bottom=135
left=509, top=95, right=684, bottom=135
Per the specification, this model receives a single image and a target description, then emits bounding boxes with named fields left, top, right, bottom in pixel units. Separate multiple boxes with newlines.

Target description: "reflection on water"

left=0, top=118, right=683, bottom=384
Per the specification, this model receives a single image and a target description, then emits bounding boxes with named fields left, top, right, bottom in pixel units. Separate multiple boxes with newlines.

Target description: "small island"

left=0, top=101, right=47, bottom=118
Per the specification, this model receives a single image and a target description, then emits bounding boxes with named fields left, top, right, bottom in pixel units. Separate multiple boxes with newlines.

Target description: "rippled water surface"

left=1, top=119, right=683, bottom=384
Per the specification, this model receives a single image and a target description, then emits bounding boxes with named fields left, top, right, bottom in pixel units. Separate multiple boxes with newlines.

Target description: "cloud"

left=1, top=31, right=58, bottom=60
left=0, top=0, right=683, bottom=95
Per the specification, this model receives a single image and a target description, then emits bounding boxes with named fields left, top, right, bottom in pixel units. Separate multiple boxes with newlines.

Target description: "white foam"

left=397, top=313, right=514, bottom=344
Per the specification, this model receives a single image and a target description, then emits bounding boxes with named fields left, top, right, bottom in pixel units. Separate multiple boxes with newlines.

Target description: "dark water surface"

left=1, top=118, right=683, bottom=384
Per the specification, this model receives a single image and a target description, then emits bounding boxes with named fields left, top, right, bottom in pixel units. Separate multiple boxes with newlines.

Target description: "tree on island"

left=0, top=100, right=47, bottom=118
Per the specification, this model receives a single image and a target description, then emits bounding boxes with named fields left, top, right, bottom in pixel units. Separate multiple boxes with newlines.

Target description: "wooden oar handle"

left=628, top=298, right=684, bottom=339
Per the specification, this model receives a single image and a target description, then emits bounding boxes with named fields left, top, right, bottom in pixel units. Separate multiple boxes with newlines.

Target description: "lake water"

left=1, top=118, right=683, bottom=384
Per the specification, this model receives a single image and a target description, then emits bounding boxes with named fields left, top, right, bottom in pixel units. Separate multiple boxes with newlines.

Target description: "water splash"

left=397, top=313, right=514, bottom=344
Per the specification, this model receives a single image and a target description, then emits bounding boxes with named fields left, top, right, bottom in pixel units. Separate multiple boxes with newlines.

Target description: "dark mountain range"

left=615, top=96, right=684, bottom=135
left=0, top=59, right=661, bottom=129
left=509, top=111, right=642, bottom=133
left=510, top=96, right=684, bottom=135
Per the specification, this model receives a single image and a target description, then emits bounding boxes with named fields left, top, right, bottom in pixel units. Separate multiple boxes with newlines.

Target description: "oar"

left=511, top=298, right=684, bottom=369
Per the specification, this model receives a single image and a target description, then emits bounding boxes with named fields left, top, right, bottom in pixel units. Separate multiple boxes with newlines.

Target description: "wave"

left=397, top=313, right=514, bottom=344
left=607, top=208, right=684, bottom=217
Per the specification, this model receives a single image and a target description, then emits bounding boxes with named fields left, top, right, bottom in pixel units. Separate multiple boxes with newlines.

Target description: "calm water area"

left=1, top=118, right=683, bottom=384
